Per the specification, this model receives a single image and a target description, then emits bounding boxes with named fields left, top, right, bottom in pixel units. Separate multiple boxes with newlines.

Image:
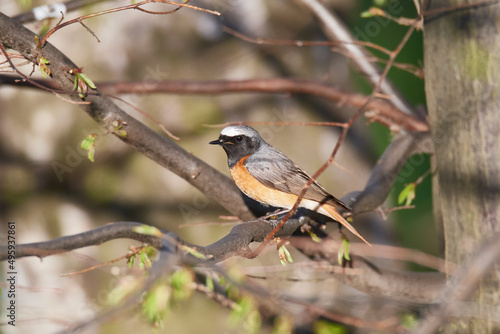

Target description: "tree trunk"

left=424, top=2, right=500, bottom=332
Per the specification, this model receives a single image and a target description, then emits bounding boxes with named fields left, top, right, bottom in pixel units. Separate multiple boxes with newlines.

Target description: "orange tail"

left=321, top=204, right=371, bottom=246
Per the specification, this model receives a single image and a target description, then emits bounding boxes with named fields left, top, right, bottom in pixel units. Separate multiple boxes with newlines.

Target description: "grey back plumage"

left=246, top=140, right=351, bottom=211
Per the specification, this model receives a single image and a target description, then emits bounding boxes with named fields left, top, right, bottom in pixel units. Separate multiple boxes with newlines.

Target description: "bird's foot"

left=259, top=208, right=290, bottom=220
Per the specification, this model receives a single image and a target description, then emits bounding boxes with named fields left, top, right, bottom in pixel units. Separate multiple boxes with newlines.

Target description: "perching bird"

left=210, top=125, right=369, bottom=245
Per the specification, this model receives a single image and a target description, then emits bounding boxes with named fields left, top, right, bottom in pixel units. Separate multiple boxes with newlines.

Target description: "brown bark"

left=424, top=2, right=500, bottom=332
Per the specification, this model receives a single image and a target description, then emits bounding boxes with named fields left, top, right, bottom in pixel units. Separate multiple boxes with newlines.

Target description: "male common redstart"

left=210, top=125, right=369, bottom=245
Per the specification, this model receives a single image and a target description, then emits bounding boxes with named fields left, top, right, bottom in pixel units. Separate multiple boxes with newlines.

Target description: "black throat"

left=221, top=135, right=260, bottom=168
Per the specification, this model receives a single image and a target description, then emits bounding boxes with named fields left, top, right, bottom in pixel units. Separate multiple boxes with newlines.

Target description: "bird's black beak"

left=209, top=138, right=223, bottom=145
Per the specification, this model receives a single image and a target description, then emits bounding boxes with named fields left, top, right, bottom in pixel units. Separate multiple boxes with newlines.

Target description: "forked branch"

left=39, top=0, right=220, bottom=47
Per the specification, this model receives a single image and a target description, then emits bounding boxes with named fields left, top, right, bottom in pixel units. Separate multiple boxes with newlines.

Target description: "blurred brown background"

left=0, top=0, right=435, bottom=333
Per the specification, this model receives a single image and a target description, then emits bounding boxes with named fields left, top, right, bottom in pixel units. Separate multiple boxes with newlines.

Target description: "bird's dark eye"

left=236, top=136, right=243, bottom=142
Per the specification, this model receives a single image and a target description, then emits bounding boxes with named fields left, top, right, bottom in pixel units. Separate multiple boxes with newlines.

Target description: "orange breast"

left=230, top=156, right=371, bottom=245
left=230, top=155, right=299, bottom=209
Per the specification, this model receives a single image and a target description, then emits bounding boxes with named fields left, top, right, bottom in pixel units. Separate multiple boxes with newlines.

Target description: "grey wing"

left=245, top=148, right=351, bottom=211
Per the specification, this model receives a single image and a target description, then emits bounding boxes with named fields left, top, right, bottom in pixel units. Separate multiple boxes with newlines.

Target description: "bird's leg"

left=260, top=208, right=290, bottom=220
left=257, top=209, right=291, bottom=228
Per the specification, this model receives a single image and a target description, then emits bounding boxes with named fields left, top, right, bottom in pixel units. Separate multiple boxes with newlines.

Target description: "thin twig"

left=13, top=0, right=114, bottom=24
left=0, top=76, right=429, bottom=132
left=384, top=205, right=415, bottom=214
left=241, top=261, right=363, bottom=276
left=192, top=281, right=238, bottom=310
left=178, top=221, right=241, bottom=228
left=329, top=45, right=424, bottom=78
left=224, top=26, right=424, bottom=78
left=295, top=0, right=416, bottom=117
left=109, top=94, right=180, bottom=140
left=284, top=295, right=403, bottom=332
left=79, top=20, right=100, bottom=43
left=249, top=19, right=421, bottom=257
left=40, top=0, right=220, bottom=47
left=295, top=236, right=452, bottom=274
left=60, top=246, right=143, bottom=278
left=223, top=26, right=393, bottom=56
left=206, top=121, right=348, bottom=129
left=0, top=44, right=90, bottom=105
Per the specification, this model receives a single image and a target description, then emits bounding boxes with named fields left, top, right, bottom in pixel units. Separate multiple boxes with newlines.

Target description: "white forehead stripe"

left=220, top=125, right=258, bottom=137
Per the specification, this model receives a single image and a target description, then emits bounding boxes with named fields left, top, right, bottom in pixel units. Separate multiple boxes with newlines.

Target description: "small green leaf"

left=81, top=134, right=97, bottom=162
left=127, top=245, right=157, bottom=270
left=360, top=7, right=385, bottom=18
left=206, top=275, right=214, bottom=292
left=145, top=244, right=157, bottom=259
left=142, top=283, right=171, bottom=327
left=77, top=72, right=96, bottom=89
left=73, top=75, right=79, bottom=91
left=278, top=245, right=293, bottom=266
left=272, top=316, right=294, bottom=334
left=112, top=120, right=128, bottom=138
left=341, top=239, right=350, bottom=261
left=107, top=278, right=141, bottom=306
left=314, top=320, right=347, bottom=334
left=401, top=313, right=419, bottom=330
left=37, top=22, right=51, bottom=38
left=360, top=10, right=374, bottom=18
left=117, top=130, right=128, bottom=138
left=398, top=183, right=416, bottom=206
left=143, top=251, right=153, bottom=269
left=87, top=145, right=95, bottom=162
left=179, top=245, right=207, bottom=259
left=80, top=135, right=95, bottom=151
left=133, top=225, right=163, bottom=237
left=171, top=267, right=194, bottom=302
left=225, top=282, right=234, bottom=296
left=38, top=57, right=50, bottom=78
left=372, top=0, right=388, bottom=7
left=307, top=230, right=321, bottom=243
left=229, top=298, right=249, bottom=326
left=338, top=238, right=350, bottom=266
left=71, top=71, right=95, bottom=99
left=229, top=296, right=261, bottom=333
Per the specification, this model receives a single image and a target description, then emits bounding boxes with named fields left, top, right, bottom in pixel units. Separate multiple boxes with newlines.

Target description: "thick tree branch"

left=0, top=12, right=254, bottom=221
left=0, top=219, right=304, bottom=262
left=0, top=222, right=161, bottom=259
left=0, top=219, right=445, bottom=304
